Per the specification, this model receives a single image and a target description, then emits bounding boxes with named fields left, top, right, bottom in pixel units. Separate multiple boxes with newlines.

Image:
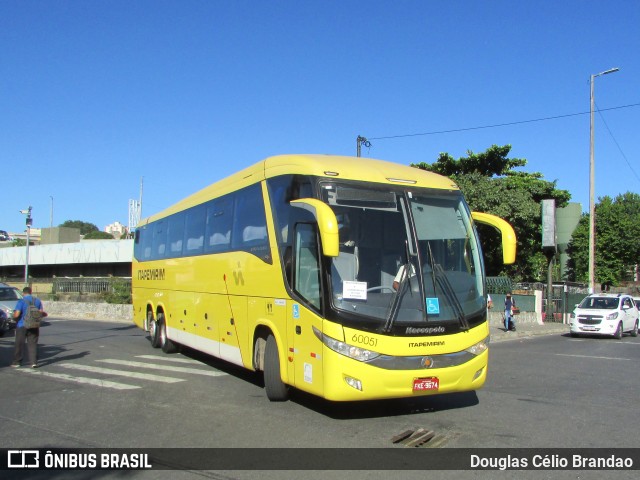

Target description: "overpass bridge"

left=0, top=239, right=133, bottom=279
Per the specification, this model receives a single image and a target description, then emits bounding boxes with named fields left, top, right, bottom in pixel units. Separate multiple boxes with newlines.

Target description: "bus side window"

left=184, top=205, right=206, bottom=255
left=232, top=184, right=271, bottom=262
left=294, top=223, right=321, bottom=311
left=167, top=213, right=185, bottom=257
left=205, top=196, right=233, bottom=253
left=151, top=221, right=167, bottom=260
left=134, top=226, right=153, bottom=260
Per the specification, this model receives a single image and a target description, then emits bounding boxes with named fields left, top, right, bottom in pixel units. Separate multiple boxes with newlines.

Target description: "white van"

left=570, top=294, right=639, bottom=339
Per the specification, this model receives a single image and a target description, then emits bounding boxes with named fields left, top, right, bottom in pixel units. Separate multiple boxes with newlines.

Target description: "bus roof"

left=140, top=154, right=459, bottom=225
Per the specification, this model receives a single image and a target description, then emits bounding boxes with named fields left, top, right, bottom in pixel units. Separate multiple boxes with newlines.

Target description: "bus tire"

left=144, top=310, right=153, bottom=332
left=159, top=313, right=178, bottom=354
left=149, top=315, right=161, bottom=348
left=264, top=334, right=289, bottom=401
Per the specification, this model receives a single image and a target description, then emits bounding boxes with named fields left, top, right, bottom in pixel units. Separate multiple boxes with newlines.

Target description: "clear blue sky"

left=1, top=1, right=639, bottom=235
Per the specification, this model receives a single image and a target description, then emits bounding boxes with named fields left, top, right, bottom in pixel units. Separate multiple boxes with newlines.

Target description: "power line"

left=595, top=102, right=640, bottom=184
left=367, top=102, right=640, bottom=141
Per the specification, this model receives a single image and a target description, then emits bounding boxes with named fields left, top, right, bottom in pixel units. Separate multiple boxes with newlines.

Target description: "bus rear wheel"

left=149, top=314, right=161, bottom=348
left=144, top=310, right=153, bottom=332
left=158, top=313, right=178, bottom=354
left=264, top=335, right=289, bottom=401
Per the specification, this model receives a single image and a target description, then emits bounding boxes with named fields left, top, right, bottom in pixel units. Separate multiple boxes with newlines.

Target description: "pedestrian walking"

left=504, top=293, right=516, bottom=332
left=10, top=287, right=47, bottom=368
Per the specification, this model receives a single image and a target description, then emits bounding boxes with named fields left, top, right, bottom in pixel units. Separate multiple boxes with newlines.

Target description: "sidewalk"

left=489, top=321, right=568, bottom=343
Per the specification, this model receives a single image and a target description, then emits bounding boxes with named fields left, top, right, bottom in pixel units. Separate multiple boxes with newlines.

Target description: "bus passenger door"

left=288, top=223, right=325, bottom=397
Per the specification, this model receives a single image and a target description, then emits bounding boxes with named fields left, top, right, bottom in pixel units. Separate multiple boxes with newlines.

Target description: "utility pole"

left=356, top=136, right=371, bottom=157
left=588, top=67, right=619, bottom=293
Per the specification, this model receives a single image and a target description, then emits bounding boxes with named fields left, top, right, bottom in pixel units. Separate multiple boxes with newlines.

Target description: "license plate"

left=413, top=377, right=439, bottom=391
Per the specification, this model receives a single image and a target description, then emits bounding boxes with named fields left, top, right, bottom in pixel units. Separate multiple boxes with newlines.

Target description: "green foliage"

left=413, top=144, right=527, bottom=177
left=60, top=220, right=99, bottom=235
left=413, top=145, right=571, bottom=281
left=100, top=277, right=132, bottom=304
left=12, top=238, right=26, bottom=247
left=83, top=231, right=115, bottom=240
left=567, top=193, right=640, bottom=285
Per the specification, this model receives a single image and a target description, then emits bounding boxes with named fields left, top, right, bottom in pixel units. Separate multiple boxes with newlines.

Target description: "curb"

left=490, top=324, right=567, bottom=343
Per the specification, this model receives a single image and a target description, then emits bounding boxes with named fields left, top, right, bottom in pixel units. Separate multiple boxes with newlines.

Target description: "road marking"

left=554, top=353, right=632, bottom=361
left=16, top=369, right=140, bottom=390
left=60, top=363, right=185, bottom=383
left=97, top=359, right=228, bottom=377
left=135, top=354, right=201, bottom=364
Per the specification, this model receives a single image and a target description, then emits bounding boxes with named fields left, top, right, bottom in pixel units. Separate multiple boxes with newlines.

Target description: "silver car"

left=0, top=284, right=22, bottom=336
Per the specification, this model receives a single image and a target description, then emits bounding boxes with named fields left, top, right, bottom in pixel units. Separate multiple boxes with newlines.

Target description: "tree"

left=83, top=231, right=115, bottom=240
left=566, top=192, right=640, bottom=285
left=60, top=220, right=100, bottom=235
left=413, top=145, right=570, bottom=281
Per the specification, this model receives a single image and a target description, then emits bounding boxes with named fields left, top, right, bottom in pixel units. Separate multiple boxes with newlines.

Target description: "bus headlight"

left=465, top=336, right=489, bottom=356
left=313, top=327, right=380, bottom=362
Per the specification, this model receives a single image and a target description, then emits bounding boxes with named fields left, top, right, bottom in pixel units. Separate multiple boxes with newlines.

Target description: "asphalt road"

left=1, top=317, right=638, bottom=480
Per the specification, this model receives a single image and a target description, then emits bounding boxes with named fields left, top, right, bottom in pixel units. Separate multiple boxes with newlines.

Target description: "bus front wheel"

left=264, top=335, right=289, bottom=401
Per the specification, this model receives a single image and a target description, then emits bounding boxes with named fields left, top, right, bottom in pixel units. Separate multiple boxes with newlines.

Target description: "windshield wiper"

left=383, top=260, right=412, bottom=333
left=432, top=263, right=470, bottom=331
left=383, top=238, right=418, bottom=333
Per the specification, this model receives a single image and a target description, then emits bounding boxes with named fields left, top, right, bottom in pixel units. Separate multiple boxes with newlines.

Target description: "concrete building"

left=40, top=227, right=81, bottom=245
left=0, top=239, right=133, bottom=278
left=105, top=221, right=127, bottom=239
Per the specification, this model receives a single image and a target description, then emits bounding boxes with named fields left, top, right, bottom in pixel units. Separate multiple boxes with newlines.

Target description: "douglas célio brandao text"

left=470, top=453, right=634, bottom=470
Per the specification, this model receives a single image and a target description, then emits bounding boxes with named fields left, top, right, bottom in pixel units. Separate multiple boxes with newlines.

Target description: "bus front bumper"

left=321, top=348, right=489, bottom=402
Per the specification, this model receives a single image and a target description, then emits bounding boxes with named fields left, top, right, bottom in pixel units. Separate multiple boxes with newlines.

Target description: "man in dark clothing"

left=11, top=287, right=47, bottom=368
left=504, top=293, right=516, bottom=332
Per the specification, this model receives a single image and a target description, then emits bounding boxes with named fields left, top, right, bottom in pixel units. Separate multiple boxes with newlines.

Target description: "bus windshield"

left=322, top=182, right=485, bottom=332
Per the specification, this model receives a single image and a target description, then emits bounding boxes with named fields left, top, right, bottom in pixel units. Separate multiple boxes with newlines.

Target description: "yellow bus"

left=132, top=154, right=515, bottom=402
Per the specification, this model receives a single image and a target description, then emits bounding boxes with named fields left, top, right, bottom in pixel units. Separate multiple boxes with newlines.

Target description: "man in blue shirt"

left=10, top=287, right=47, bottom=368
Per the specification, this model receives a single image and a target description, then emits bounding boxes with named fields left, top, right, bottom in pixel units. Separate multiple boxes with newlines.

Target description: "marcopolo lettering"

left=137, top=268, right=166, bottom=281
left=405, top=326, right=445, bottom=335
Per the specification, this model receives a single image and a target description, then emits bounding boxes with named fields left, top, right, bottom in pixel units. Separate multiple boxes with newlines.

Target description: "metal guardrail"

left=53, top=278, right=132, bottom=294
left=486, top=276, right=512, bottom=293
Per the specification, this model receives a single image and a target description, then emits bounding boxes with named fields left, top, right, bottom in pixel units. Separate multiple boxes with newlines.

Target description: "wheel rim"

left=159, top=321, right=166, bottom=345
left=149, top=320, right=156, bottom=339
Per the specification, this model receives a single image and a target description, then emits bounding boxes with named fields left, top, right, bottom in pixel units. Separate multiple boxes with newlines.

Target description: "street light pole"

left=20, top=206, right=33, bottom=285
left=356, top=136, right=370, bottom=157
left=589, top=67, right=619, bottom=294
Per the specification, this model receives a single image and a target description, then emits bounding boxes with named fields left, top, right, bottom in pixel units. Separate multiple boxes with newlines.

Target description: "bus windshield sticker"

left=426, top=298, right=440, bottom=315
left=342, top=281, right=368, bottom=300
